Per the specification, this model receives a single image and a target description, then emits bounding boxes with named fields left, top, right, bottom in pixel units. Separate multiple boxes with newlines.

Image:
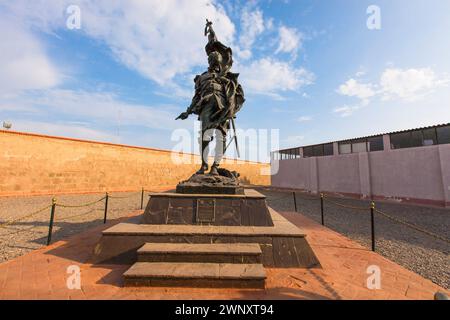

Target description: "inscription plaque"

left=196, top=198, right=216, bottom=223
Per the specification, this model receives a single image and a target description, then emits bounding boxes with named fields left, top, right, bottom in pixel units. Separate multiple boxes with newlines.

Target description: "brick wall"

left=0, top=130, right=270, bottom=196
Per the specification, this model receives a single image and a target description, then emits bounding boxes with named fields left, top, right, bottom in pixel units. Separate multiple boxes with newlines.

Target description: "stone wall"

left=0, top=130, right=270, bottom=196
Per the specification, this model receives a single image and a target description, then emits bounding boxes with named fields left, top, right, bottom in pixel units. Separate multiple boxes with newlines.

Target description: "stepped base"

left=123, top=262, right=266, bottom=288
left=137, top=243, right=262, bottom=264
left=93, top=208, right=320, bottom=268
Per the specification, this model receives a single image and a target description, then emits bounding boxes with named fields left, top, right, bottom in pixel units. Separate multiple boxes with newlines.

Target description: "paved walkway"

left=0, top=211, right=447, bottom=300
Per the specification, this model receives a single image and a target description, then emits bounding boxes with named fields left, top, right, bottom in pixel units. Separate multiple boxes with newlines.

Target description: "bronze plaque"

left=196, top=199, right=215, bottom=223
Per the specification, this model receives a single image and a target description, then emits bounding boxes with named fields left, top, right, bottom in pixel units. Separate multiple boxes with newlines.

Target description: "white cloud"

left=336, top=67, right=449, bottom=116
left=1, top=0, right=314, bottom=103
left=0, top=89, right=183, bottom=131
left=2, top=0, right=235, bottom=85
left=10, top=120, right=117, bottom=142
left=238, top=8, right=265, bottom=59
left=276, top=25, right=303, bottom=56
left=297, top=116, right=312, bottom=122
left=333, top=105, right=361, bottom=117
left=0, top=18, right=60, bottom=96
left=337, top=78, right=375, bottom=106
left=380, top=68, right=449, bottom=102
left=238, top=58, right=314, bottom=97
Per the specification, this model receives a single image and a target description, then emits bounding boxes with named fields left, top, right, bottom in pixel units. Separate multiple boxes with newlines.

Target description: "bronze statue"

left=176, top=20, right=245, bottom=176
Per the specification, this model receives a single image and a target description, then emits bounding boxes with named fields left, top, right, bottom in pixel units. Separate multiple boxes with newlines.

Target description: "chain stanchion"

left=320, top=193, right=324, bottom=226
left=47, top=198, right=57, bottom=245
left=292, top=191, right=297, bottom=212
left=370, top=201, right=376, bottom=252
left=140, top=187, right=144, bottom=210
left=103, top=192, right=109, bottom=224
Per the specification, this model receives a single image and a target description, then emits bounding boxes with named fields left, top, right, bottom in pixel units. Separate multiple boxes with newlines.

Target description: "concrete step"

left=123, top=262, right=266, bottom=288
left=137, top=243, right=262, bottom=264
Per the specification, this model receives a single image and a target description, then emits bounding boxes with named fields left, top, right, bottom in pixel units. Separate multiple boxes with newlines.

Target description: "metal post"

left=370, top=201, right=375, bottom=252
left=103, top=192, right=109, bottom=224
left=292, top=191, right=297, bottom=212
left=320, top=193, right=324, bottom=226
left=47, top=198, right=57, bottom=245
left=140, top=187, right=144, bottom=210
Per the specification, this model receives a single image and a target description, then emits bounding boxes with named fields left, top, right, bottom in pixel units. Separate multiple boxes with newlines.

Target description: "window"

left=391, top=126, right=450, bottom=149
left=323, top=143, right=334, bottom=156
left=437, top=126, right=450, bottom=144
left=410, top=130, right=423, bottom=148
left=313, top=145, right=324, bottom=157
left=303, top=146, right=313, bottom=158
left=422, top=128, right=437, bottom=146
left=367, top=136, right=384, bottom=151
left=300, top=144, right=333, bottom=157
left=390, top=132, right=411, bottom=149
left=292, top=148, right=300, bottom=159
left=339, top=143, right=351, bottom=154
left=352, top=140, right=367, bottom=153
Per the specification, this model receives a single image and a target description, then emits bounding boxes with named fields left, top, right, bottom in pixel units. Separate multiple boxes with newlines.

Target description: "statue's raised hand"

left=176, top=112, right=189, bottom=120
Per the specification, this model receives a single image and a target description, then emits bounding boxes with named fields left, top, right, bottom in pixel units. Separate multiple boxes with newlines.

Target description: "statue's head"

left=208, top=51, right=222, bottom=71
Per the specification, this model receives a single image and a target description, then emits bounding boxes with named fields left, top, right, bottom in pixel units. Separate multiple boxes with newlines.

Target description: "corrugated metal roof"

left=276, top=123, right=450, bottom=152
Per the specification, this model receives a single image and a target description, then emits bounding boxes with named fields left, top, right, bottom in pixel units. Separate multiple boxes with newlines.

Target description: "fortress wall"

left=0, top=130, right=270, bottom=197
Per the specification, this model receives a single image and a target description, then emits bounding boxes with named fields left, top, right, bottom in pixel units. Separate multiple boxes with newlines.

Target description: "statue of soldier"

left=176, top=20, right=245, bottom=176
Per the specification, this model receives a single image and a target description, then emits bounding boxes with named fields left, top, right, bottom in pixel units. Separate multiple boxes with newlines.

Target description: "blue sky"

left=1, top=0, right=450, bottom=162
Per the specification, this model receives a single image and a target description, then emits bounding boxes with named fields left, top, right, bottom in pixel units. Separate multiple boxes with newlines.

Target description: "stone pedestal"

left=142, top=189, right=273, bottom=227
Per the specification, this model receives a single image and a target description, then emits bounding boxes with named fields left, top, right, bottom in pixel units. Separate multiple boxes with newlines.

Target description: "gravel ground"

left=256, top=187, right=450, bottom=290
left=0, top=191, right=146, bottom=263
left=1, top=188, right=449, bottom=290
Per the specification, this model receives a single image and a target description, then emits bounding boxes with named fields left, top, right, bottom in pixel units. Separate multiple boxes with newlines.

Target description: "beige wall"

left=0, top=130, right=270, bottom=196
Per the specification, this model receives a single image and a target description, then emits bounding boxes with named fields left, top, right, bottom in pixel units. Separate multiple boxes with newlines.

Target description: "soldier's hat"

left=205, top=40, right=233, bottom=73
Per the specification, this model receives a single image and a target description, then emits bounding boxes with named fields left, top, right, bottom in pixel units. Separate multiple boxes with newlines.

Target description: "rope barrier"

left=0, top=188, right=148, bottom=242
left=0, top=205, right=52, bottom=229
left=294, top=193, right=319, bottom=201
left=56, top=197, right=106, bottom=208
left=374, top=208, right=450, bottom=244
left=108, top=193, right=137, bottom=199
left=323, top=197, right=368, bottom=211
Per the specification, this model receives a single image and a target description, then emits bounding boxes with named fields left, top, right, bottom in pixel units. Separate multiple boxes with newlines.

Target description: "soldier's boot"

left=196, top=140, right=210, bottom=174
left=209, top=136, right=226, bottom=176
left=209, top=162, right=219, bottom=176
left=196, top=161, right=209, bottom=174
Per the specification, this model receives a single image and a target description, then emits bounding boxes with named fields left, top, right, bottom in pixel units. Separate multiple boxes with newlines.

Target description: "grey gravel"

left=256, top=187, right=450, bottom=290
